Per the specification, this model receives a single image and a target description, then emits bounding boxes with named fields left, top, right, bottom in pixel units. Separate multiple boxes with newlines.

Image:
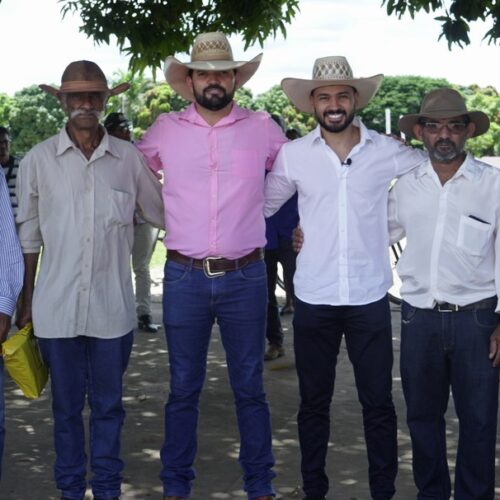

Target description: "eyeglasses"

left=420, top=121, right=469, bottom=134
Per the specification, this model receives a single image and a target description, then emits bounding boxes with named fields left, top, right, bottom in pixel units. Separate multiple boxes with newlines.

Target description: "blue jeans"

left=160, top=259, right=275, bottom=499
left=293, top=295, right=397, bottom=500
left=0, top=357, right=4, bottom=480
left=38, top=333, right=133, bottom=499
left=400, top=301, right=499, bottom=500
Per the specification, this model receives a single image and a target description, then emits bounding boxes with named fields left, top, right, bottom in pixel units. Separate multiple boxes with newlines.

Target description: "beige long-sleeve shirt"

left=16, top=127, right=164, bottom=339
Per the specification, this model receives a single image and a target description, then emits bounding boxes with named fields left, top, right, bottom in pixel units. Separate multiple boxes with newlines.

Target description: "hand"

left=489, top=323, right=500, bottom=367
left=15, top=301, right=32, bottom=330
left=0, top=312, right=12, bottom=345
left=292, top=225, right=304, bottom=253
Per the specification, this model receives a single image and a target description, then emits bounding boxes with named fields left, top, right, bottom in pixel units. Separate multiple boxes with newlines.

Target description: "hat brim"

left=39, top=82, right=130, bottom=98
left=281, top=74, right=383, bottom=113
left=164, top=54, right=263, bottom=101
left=399, top=110, right=490, bottom=139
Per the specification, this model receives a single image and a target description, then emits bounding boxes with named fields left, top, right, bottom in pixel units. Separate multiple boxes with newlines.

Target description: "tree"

left=383, top=0, right=499, bottom=48
left=8, top=86, right=66, bottom=155
left=59, top=0, right=300, bottom=73
left=0, top=93, right=14, bottom=128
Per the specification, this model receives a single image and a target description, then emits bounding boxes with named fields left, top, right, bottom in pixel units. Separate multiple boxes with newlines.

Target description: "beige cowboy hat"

left=399, top=88, right=490, bottom=139
left=40, top=60, right=130, bottom=97
left=164, top=32, right=262, bottom=101
left=281, top=56, right=383, bottom=113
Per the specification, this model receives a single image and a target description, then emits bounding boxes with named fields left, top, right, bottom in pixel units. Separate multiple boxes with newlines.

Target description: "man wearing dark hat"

left=264, top=56, right=425, bottom=500
left=136, top=32, right=286, bottom=500
left=390, top=88, right=499, bottom=500
left=104, top=112, right=160, bottom=334
left=16, top=60, right=164, bottom=500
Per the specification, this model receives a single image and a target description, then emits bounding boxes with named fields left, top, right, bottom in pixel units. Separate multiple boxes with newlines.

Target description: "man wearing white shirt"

left=264, top=56, right=424, bottom=500
left=390, top=88, right=499, bottom=500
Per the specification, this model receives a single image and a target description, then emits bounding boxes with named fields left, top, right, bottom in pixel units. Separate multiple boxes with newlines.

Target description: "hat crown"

left=61, top=60, right=107, bottom=84
left=312, top=56, right=354, bottom=81
left=420, top=88, right=468, bottom=117
left=191, top=32, right=234, bottom=62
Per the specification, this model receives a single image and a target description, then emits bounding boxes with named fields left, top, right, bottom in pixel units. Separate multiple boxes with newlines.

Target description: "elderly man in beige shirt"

left=16, top=60, right=163, bottom=500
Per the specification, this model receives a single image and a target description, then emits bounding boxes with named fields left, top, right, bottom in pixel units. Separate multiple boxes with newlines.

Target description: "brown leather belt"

left=167, top=248, right=264, bottom=277
left=433, top=296, right=497, bottom=313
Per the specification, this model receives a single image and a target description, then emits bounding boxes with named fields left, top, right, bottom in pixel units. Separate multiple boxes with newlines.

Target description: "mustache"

left=435, top=139, right=456, bottom=148
left=204, top=84, right=226, bottom=93
left=70, top=109, right=102, bottom=120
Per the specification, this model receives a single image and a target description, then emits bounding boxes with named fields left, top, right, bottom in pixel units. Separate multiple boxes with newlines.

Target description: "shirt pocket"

left=231, top=149, right=261, bottom=178
left=109, top=188, right=134, bottom=227
left=457, top=215, right=492, bottom=256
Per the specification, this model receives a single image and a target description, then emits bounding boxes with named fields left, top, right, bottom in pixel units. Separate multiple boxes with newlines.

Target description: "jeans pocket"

left=163, top=261, right=188, bottom=284
left=473, top=309, right=499, bottom=329
left=238, top=261, right=266, bottom=281
left=401, top=302, right=418, bottom=325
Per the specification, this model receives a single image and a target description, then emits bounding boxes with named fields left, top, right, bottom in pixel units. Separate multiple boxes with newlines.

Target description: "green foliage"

left=359, top=75, right=451, bottom=133
left=0, top=93, right=14, bottom=128
left=59, top=0, right=300, bottom=73
left=383, top=0, right=499, bottom=47
left=7, top=86, right=66, bottom=156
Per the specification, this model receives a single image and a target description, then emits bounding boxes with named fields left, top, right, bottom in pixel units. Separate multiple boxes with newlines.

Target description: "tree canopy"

left=383, top=0, right=499, bottom=48
left=59, top=0, right=299, bottom=72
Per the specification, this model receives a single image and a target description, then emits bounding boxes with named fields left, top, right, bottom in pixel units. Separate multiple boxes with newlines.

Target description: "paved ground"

left=1, top=276, right=499, bottom=499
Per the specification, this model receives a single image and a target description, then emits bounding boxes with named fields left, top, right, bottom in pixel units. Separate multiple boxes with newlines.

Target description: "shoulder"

left=20, top=134, right=59, bottom=166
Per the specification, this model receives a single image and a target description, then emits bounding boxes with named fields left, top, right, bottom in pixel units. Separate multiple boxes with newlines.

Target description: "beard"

left=315, top=108, right=355, bottom=133
left=426, top=138, right=464, bottom=163
left=194, top=84, right=234, bottom=111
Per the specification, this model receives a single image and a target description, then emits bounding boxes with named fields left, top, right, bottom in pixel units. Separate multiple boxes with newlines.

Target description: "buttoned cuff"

left=0, top=297, right=16, bottom=317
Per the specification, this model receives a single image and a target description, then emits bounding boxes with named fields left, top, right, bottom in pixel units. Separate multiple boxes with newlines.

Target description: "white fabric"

left=389, top=155, right=500, bottom=312
left=264, top=118, right=425, bottom=305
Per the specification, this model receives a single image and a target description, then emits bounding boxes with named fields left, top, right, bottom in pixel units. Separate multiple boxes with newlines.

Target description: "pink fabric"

left=136, top=103, right=287, bottom=259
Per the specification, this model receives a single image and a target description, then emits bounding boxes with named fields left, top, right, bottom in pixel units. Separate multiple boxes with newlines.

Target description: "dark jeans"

left=160, top=259, right=275, bottom=499
left=38, top=333, right=134, bottom=500
left=293, top=295, right=397, bottom=500
left=265, top=239, right=297, bottom=346
left=400, top=301, right=499, bottom=500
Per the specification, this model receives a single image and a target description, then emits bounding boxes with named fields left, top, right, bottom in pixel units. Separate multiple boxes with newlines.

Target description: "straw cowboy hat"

left=281, top=56, right=383, bottom=113
left=164, top=32, right=262, bottom=101
left=399, top=88, right=490, bottom=139
left=40, top=60, right=129, bottom=97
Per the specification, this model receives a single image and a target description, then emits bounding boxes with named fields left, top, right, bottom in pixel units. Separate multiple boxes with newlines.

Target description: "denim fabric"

left=160, top=259, right=275, bottom=499
left=0, top=357, right=4, bottom=480
left=38, top=332, right=133, bottom=499
left=293, top=295, right=397, bottom=500
left=400, top=302, right=499, bottom=500
left=265, top=249, right=284, bottom=346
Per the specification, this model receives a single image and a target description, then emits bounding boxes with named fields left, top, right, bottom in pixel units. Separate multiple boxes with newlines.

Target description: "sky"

left=0, top=0, right=499, bottom=97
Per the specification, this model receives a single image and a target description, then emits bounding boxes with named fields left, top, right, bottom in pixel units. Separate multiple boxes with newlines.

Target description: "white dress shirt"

left=16, top=127, right=165, bottom=339
left=264, top=118, right=425, bottom=305
left=389, top=155, right=500, bottom=312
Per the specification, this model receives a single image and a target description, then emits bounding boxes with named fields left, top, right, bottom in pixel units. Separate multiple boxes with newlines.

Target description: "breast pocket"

left=231, top=149, right=261, bottom=178
left=457, top=215, right=492, bottom=256
left=109, top=189, right=134, bottom=227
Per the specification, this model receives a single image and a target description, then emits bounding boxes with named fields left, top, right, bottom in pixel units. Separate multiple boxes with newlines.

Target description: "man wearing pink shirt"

left=136, top=32, right=286, bottom=500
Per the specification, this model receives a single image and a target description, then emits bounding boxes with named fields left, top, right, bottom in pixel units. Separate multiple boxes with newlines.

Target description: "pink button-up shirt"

left=136, top=103, right=287, bottom=259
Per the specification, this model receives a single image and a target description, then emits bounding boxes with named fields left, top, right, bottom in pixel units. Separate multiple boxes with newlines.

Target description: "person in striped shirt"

left=0, top=127, right=19, bottom=217
left=0, top=167, right=24, bottom=479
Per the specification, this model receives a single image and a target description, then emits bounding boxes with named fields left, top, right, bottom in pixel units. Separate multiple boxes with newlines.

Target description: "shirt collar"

left=56, top=126, right=121, bottom=160
left=179, top=102, right=250, bottom=127
left=310, top=116, right=374, bottom=147
left=416, top=153, right=481, bottom=181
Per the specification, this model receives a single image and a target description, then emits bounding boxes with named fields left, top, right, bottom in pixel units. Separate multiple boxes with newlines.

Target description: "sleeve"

left=16, top=154, right=43, bottom=253
left=391, top=138, right=427, bottom=177
left=264, top=146, right=297, bottom=218
left=135, top=153, right=165, bottom=230
left=0, top=170, right=24, bottom=316
left=135, top=116, right=165, bottom=174
left=265, top=116, right=288, bottom=171
left=495, top=196, right=500, bottom=313
left=388, top=182, right=405, bottom=245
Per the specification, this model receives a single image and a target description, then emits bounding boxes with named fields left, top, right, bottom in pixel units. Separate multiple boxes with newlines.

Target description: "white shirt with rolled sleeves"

left=16, top=127, right=165, bottom=339
left=264, top=118, right=425, bottom=306
left=388, top=155, right=500, bottom=312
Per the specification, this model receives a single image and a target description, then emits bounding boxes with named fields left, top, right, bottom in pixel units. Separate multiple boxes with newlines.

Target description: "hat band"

left=58, top=80, right=110, bottom=94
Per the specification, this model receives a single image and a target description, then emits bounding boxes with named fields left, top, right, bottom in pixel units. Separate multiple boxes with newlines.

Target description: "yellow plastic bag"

left=2, top=323, right=48, bottom=399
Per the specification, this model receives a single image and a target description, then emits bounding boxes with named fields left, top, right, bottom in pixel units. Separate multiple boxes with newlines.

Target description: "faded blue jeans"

left=160, top=259, right=275, bottom=499
left=401, top=301, right=499, bottom=500
left=38, top=332, right=133, bottom=500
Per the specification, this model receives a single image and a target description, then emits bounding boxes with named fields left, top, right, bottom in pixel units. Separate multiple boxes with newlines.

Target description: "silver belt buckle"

left=203, top=257, right=226, bottom=278
left=437, top=303, right=459, bottom=312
